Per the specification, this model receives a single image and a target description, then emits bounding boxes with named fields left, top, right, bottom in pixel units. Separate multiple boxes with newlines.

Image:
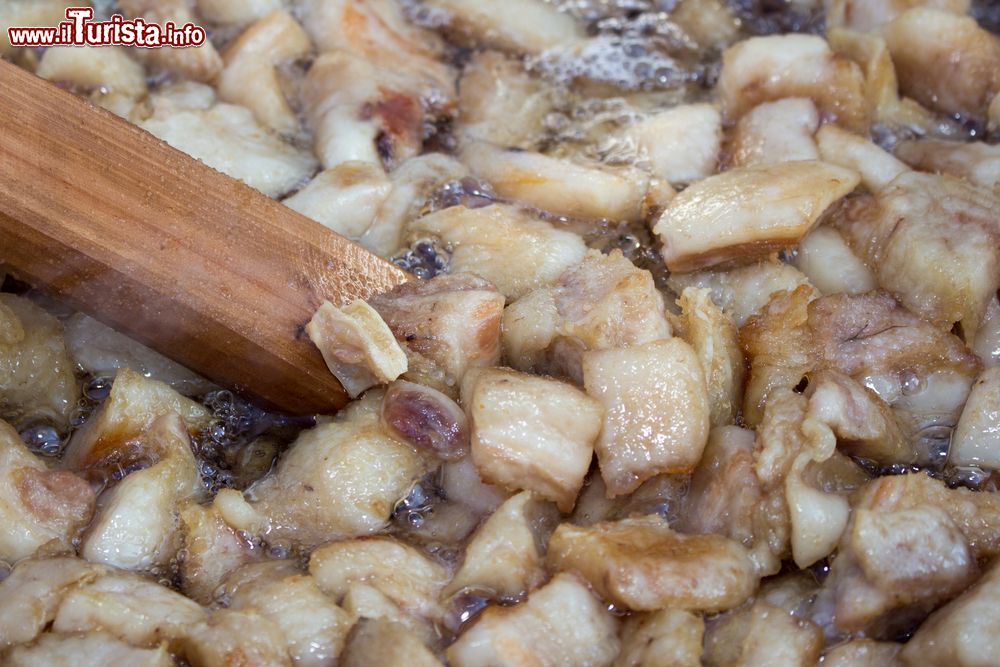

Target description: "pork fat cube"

left=461, top=368, right=603, bottom=511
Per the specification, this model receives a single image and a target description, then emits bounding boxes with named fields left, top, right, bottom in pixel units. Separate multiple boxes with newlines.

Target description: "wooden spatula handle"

left=0, top=61, right=410, bottom=415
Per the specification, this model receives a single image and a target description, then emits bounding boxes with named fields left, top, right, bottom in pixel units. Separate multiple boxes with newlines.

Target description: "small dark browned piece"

left=0, top=61, right=409, bottom=414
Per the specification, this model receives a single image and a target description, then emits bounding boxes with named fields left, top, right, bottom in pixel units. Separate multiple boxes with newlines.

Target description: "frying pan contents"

left=3, top=1, right=1000, bottom=665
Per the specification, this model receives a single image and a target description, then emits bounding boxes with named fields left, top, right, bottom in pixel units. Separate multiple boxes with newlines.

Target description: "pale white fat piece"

left=614, top=608, right=704, bottom=667
left=440, top=456, right=510, bottom=517
left=883, top=8, right=1000, bottom=121
left=184, top=608, right=291, bottom=667
left=728, top=98, right=819, bottom=168
left=793, top=226, right=877, bottom=297
left=309, top=536, right=450, bottom=622
left=786, top=451, right=850, bottom=568
left=653, top=160, right=859, bottom=272
left=670, top=0, right=739, bottom=50
left=306, top=299, right=408, bottom=399
left=820, top=640, right=901, bottom=667
left=896, top=138, right=1000, bottom=190
left=299, top=33, right=450, bottom=170
left=140, top=101, right=317, bottom=198
left=296, top=0, right=452, bottom=91
left=408, top=204, right=587, bottom=300
left=458, top=50, right=555, bottom=148
left=502, top=249, right=671, bottom=382
left=676, top=287, right=745, bottom=427
left=900, top=559, right=1000, bottom=667
left=582, top=338, right=710, bottom=496
left=61, top=368, right=211, bottom=473
left=0, top=421, right=94, bottom=562
left=721, top=600, right=824, bottom=666
left=546, top=516, right=757, bottom=613
left=717, top=33, right=868, bottom=132
left=284, top=162, right=392, bottom=240
left=833, top=171, right=1000, bottom=340
left=53, top=571, right=208, bottom=647
left=148, top=80, right=217, bottom=112
left=229, top=570, right=353, bottom=667
left=974, top=296, right=1000, bottom=369
left=342, top=617, right=444, bottom=667
left=0, top=293, right=79, bottom=431
left=816, top=124, right=910, bottom=192
left=444, top=490, right=555, bottom=600
left=461, top=367, right=603, bottom=512
left=36, top=46, right=146, bottom=98
left=5, top=631, right=174, bottom=667
left=424, top=0, right=584, bottom=54
left=82, top=414, right=201, bottom=571
left=360, top=153, right=469, bottom=257
left=247, top=397, right=428, bottom=549
left=310, top=100, right=382, bottom=169
left=178, top=501, right=258, bottom=605
left=950, top=367, right=1000, bottom=470
left=212, top=487, right=266, bottom=534
left=460, top=141, right=650, bottom=221
left=446, top=573, right=620, bottom=667
left=619, top=103, right=721, bottom=184
left=826, top=0, right=969, bottom=32
left=195, top=0, right=282, bottom=26
left=302, top=51, right=423, bottom=168
left=0, top=557, right=106, bottom=649
left=341, top=582, right=438, bottom=645
left=217, top=9, right=312, bottom=135
left=668, top=260, right=817, bottom=327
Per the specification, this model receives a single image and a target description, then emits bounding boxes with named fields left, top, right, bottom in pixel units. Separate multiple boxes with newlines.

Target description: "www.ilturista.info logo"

left=7, top=7, right=207, bottom=48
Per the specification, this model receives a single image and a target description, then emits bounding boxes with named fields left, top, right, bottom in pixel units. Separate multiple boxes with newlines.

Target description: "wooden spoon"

left=0, top=61, right=410, bottom=415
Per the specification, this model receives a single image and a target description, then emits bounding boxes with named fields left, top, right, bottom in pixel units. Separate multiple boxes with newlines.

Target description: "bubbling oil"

left=6, top=1, right=1000, bottom=646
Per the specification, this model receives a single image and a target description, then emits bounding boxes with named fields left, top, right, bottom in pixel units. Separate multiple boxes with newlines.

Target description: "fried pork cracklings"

left=4, top=0, right=1000, bottom=664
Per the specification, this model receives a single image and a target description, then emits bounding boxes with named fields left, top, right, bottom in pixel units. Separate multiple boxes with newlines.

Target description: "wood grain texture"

left=0, top=60, right=410, bottom=415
